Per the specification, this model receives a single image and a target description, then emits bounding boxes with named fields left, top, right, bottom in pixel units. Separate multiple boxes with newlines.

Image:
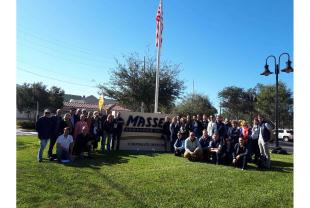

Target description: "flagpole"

left=154, top=0, right=162, bottom=113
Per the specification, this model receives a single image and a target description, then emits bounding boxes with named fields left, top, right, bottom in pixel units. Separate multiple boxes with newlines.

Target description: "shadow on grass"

left=17, top=141, right=28, bottom=151
left=62, top=150, right=148, bottom=169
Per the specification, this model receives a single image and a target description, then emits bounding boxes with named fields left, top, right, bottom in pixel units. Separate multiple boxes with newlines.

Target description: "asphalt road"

left=269, top=139, right=294, bottom=153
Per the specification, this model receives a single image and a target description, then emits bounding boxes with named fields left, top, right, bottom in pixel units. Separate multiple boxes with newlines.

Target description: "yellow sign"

left=99, top=97, right=104, bottom=112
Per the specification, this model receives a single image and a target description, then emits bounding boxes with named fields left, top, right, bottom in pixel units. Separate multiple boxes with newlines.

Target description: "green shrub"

left=17, top=120, right=36, bottom=129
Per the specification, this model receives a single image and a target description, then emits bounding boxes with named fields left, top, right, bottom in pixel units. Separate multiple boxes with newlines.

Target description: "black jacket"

left=202, top=120, right=209, bottom=130
left=102, top=120, right=114, bottom=134
left=233, top=143, right=250, bottom=159
left=222, top=144, right=234, bottom=155
left=162, top=122, right=171, bottom=136
left=90, top=119, right=102, bottom=136
left=190, top=121, right=203, bottom=137
left=35, top=116, right=53, bottom=140
left=59, top=120, right=73, bottom=135
left=180, top=123, right=190, bottom=139
left=101, top=115, right=108, bottom=130
left=170, top=122, right=180, bottom=138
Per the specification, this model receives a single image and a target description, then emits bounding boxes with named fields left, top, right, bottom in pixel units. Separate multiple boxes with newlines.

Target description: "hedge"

left=17, top=120, right=36, bottom=129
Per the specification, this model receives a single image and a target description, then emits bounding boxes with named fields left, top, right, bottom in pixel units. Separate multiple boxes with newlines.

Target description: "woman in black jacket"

left=90, top=115, right=101, bottom=150
left=180, top=117, right=190, bottom=140
left=170, top=117, right=180, bottom=153
left=59, top=113, right=72, bottom=135
left=102, top=114, right=114, bottom=151
left=162, top=116, right=171, bottom=152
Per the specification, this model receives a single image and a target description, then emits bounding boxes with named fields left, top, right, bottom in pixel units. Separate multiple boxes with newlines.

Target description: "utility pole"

left=36, top=101, right=39, bottom=122
left=141, top=56, right=145, bottom=113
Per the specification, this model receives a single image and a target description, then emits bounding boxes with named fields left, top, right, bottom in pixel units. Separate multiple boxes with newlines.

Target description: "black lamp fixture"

left=281, top=60, right=294, bottom=73
left=260, top=64, right=274, bottom=76
left=260, top=53, right=293, bottom=148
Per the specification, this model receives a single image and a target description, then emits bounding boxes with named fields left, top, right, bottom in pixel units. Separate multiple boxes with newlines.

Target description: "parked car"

left=273, top=129, right=294, bottom=142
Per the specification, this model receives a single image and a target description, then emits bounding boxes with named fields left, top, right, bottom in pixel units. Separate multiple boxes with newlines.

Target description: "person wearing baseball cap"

left=35, top=109, right=53, bottom=162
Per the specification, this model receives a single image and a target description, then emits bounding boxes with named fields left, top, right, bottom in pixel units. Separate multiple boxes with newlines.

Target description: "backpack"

left=271, top=147, right=288, bottom=154
left=258, top=155, right=267, bottom=168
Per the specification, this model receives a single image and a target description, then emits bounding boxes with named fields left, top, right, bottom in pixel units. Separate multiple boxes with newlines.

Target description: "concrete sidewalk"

left=16, top=128, right=38, bottom=136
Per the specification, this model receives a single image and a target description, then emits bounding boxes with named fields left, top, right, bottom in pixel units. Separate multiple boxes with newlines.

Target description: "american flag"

left=155, top=0, right=163, bottom=51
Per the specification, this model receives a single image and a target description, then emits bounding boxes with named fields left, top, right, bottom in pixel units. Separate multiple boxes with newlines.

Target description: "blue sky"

left=16, top=0, right=294, bottom=113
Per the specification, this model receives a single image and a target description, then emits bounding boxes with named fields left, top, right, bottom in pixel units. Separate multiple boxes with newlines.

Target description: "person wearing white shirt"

left=56, top=127, right=74, bottom=162
left=251, top=118, right=260, bottom=164
left=207, top=115, right=215, bottom=137
left=257, top=115, right=273, bottom=168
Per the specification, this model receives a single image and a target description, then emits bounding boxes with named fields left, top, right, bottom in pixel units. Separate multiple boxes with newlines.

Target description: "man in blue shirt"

left=174, top=132, right=185, bottom=156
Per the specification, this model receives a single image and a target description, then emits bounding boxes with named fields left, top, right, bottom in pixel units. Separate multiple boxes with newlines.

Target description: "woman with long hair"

left=170, top=117, right=180, bottom=153
left=180, top=117, right=190, bottom=140
left=162, top=116, right=171, bottom=152
left=59, top=113, right=73, bottom=136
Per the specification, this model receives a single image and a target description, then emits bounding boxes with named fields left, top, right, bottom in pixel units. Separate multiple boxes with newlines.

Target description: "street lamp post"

left=247, top=95, right=257, bottom=127
left=260, top=53, right=294, bottom=148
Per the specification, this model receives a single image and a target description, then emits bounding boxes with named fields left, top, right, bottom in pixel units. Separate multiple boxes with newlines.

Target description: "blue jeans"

left=56, top=148, right=75, bottom=161
left=211, top=152, right=221, bottom=164
left=164, top=135, right=171, bottom=151
left=102, top=132, right=112, bottom=151
left=48, top=135, right=58, bottom=157
left=112, top=131, right=122, bottom=150
left=235, top=155, right=248, bottom=169
left=37, top=139, right=50, bottom=162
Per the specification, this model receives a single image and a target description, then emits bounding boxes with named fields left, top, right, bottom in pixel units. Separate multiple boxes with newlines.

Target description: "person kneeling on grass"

left=184, top=132, right=203, bottom=161
left=221, top=138, right=234, bottom=165
left=209, top=133, right=223, bottom=165
left=232, top=135, right=250, bottom=170
left=174, top=131, right=185, bottom=156
left=74, top=126, right=92, bottom=159
left=56, top=127, right=74, bottom=162
left=199, top=129, right=212, bottom=162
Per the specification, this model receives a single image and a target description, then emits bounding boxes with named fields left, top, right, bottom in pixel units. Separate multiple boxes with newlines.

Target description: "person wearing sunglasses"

left=35, top=109, right=53, bottom=162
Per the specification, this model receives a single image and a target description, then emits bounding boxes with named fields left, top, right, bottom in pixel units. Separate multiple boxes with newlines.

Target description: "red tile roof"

left=63, top=102, right=133, bottom=112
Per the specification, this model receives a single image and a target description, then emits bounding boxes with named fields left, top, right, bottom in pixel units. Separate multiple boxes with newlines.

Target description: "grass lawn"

left=17, top=136, right=293, bottom=208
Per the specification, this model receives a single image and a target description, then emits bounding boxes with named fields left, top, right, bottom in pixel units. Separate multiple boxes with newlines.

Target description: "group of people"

left=162, top=114, right=273, bottom=170
left=35, top=108, right=124, bottom=162
left=35, top=108, right=273, bottom=170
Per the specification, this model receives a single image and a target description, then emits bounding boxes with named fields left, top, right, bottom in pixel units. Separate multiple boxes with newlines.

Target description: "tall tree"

left=16, top=82, right=64, bottom=120
left=255, top=81, right=293, bottom=128
left=218, top=86, right=250, bottom=120
left=97, top=49, right=186, bottom=112
left=172, top=93, right=218, bottom=117
left=49, top=86, right=65, bottom=112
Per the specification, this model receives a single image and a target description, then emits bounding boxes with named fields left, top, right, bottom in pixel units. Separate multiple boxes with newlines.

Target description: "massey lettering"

left=152, top=118, right=158, bottom=127
left=137, top=117, right=145, bottom=127
left=158, top=118, right=164, bottom=128
left=126, top=115, right=165, bottom=128
left=126, top=115, right=139, bottom=126
left=146, top=117, right=152, bottom=127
